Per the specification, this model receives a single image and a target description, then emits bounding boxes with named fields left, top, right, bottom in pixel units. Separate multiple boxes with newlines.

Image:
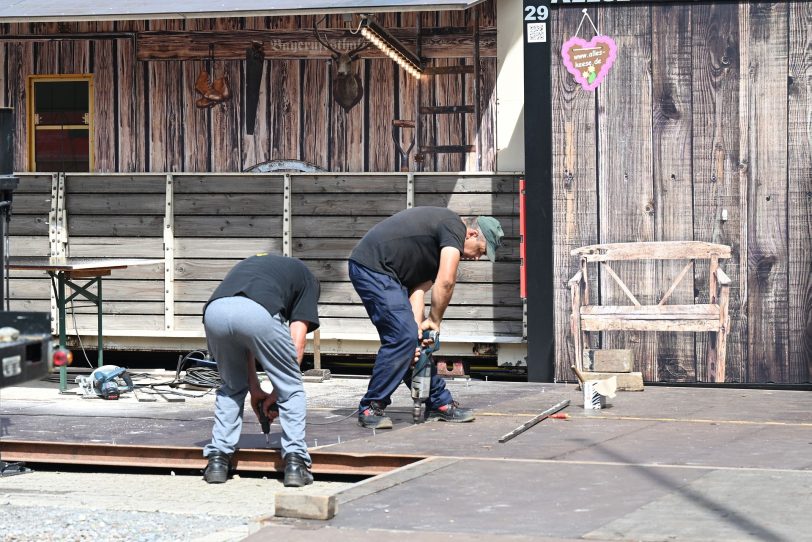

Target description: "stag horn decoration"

left=314, top=18, right=370, bottom=112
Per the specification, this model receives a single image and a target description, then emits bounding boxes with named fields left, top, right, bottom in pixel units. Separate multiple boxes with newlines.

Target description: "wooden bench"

left=568, top=241, right=732, bottom=382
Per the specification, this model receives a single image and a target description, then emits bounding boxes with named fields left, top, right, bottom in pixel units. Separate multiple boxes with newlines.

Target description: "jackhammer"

left=410, top=330, right=439, bottom=423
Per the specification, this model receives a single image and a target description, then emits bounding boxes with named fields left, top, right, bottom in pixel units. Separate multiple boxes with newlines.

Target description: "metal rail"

left=0, top=440, right=422, bottom=476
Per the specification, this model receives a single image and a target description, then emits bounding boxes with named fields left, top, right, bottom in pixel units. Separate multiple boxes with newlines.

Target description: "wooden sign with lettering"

left=561, top=36, right=617, bottom=91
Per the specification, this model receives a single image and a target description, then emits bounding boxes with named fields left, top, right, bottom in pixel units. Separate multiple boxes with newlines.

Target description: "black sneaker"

left=203, top=451, right=231, bottom=484
left=357, top=401, right=393, bottom=429
left=428, top=401, right=475, bottom=423
left=284, top=454, right=314, bottom=487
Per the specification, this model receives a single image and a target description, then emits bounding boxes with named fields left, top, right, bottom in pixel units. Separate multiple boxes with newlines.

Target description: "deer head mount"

left=314, top=21, right=370, bottom=112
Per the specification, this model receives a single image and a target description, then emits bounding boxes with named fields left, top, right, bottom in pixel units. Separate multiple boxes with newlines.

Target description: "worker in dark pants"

left=349, top=207, right=504, bottom=429
left=201, top=253, right=320, bottom=487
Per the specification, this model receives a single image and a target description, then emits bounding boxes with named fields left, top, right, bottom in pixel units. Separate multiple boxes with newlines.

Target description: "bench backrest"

left=572, top=241, right=731, bottom=262
left=571, top=241, right=732, bottom=307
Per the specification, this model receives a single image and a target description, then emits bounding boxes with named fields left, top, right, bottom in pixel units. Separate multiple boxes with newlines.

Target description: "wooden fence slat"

left=652, top=4, right=696, bottom=382
left=692, top=3, right=746, bottom=382
left=741, top=3, right=790, bottom=383
left=788, top=1, right=812, bottom=383
left=551, top=7, right=600, bottom=382
left=93, top=39, right=116, bottom=172
left=597, top=5, right=656, bottom=376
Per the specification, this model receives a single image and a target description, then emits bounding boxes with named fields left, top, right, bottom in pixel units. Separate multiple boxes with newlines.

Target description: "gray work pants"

left=202, top=296, right=310, bottom=463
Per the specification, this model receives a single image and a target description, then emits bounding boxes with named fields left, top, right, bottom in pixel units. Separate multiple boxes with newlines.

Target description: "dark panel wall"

left=551, top=1, right=812, bottom=384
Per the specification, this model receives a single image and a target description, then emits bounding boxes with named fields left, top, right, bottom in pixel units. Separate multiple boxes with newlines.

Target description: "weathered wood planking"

left=116, top=33, right=143, bottom=172
left=597, top=6, right=656, bottom=377
left=147, top=20, right=184, bottom=172
left=93, top=39, right=116, bottom=172
left=181, top=29, right=212, bottom=174
left=551, top=8, right=599, bottom=382
left=368, top=57, right=397, bottom=172
left=241, top=17, right=271, bottom=171
left=787, top=2, right=812, bottom=383
left=268, top=15, right=300, bottom=165
left=300, top=59, right=329, bottom=169
left=741, top=3, right=790, bottom=383
left=6, top=176, right=52, bottom=235
left=692, top=4, right=746, bottom=382
left=211, top=18, right=242, bottom=172
left=135, top=28, right=497, bottom=61
left=652, top=5, right=696, bottom=382
left=8, top=41, right=32, bottom=171
left=174, top=258, right=518, bottom=283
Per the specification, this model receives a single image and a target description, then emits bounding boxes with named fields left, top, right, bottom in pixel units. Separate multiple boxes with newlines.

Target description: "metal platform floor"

left=1, top=375, right=810, bottom=541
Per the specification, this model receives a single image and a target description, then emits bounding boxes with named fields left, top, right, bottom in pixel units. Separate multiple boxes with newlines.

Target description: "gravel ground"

left=0, top=469, right=351, bottom=542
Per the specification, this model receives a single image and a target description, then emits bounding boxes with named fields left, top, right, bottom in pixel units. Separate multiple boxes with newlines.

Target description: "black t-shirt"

left=349, top=207, right=465, bottom=288
left=204, top=254, right=320, bottom=332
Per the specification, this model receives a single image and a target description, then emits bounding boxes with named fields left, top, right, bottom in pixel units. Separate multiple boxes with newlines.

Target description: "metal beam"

left=523, top=0, right=554, bottom=382
left=0, top=440, right=422, bottom=476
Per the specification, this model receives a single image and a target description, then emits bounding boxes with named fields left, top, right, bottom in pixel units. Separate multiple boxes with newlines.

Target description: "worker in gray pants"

left=201, top=253, right=320, bottom=487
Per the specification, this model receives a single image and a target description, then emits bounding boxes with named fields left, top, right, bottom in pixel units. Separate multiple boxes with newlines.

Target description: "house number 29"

left=524, top=5, right=549, bottom=21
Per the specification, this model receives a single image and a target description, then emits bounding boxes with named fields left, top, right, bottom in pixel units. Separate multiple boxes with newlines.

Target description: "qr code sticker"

left=527, top=22, right=547, bottom=43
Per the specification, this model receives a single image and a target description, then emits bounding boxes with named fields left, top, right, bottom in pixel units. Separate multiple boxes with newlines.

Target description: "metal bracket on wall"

left=163, top=174, right=175, bottom=331
left=406, top=172, right=415, bottom=209
left=47, top=173, right=68, bottom=335
left=283, top=174, right=292, bottom=257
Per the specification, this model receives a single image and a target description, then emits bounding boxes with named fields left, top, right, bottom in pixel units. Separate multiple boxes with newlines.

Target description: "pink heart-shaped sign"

left=561, top=35, right=617, bottom=91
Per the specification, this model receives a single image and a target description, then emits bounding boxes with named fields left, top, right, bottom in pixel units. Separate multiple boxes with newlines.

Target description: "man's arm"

left=423, top=246, right=460, bottom=332
left=289, top=320, right=309, bottom=364
left=409, top=280, right=432, bottom=326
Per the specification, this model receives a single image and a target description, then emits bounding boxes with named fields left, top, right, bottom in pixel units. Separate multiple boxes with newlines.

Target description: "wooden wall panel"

left=301, top=59, right=329, bottom=170
left=8, top=41, right=32, bottom=171
left=692, top=4, right=745, bottom=382
left=741, top=3, right=790, bottom=383
left=788, top=1, right=812, bottom=383
left=241, top=16, right=271, bottom=171
left=551, top=8, right=600, bottom=382
left=182, top=18, right=212, bottom=172
left=93, top=39, right=116, bottom=172
left=211, top=17, right=242, bottom=172
left=652, top=5, right=696, bottom=382
left=116, top=34, right=142, bottom=172
left=596, top=6, right=656, bottom=376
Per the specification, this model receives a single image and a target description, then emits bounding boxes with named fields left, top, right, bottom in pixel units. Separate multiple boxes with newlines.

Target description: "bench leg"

left=715, top=328, right=727, bottom=383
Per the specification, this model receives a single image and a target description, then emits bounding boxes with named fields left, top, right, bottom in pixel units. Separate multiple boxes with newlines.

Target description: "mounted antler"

left=314, top=19, right=370, bottom=112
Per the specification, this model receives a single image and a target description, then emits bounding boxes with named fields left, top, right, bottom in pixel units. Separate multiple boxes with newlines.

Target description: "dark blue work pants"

left=349, top=260, right=453, bottom=411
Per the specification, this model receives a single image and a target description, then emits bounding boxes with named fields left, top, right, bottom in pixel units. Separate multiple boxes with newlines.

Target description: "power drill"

left=411, top=330, right=439, bottom=423
left=257, top=398, right=279, bottom=447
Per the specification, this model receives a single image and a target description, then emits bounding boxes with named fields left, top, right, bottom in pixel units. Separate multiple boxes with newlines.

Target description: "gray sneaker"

left=357, top=401, right=393, bottom=429
left=428, top=401, right=475, bottom=423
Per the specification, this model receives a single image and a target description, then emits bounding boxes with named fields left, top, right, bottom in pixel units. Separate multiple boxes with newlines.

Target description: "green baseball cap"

left=476, top=216, right=504, bottom=261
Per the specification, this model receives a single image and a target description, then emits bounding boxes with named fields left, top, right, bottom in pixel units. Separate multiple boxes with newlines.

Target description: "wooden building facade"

left=1, top=0, right=810, bottom=384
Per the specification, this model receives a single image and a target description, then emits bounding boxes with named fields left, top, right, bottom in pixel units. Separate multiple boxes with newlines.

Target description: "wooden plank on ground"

left=741, top=3, right=789, bottom=383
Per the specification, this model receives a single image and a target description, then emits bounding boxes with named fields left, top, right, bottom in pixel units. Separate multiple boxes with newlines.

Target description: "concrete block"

left=584, top=349, right=633, bottom=372
left=274, top=492, right=336, bottom=520
left=582, top=371, right=644, bottom=391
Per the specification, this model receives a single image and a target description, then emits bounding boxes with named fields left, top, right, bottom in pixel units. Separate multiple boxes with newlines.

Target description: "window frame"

left=26, top=74, right=95, bottom=172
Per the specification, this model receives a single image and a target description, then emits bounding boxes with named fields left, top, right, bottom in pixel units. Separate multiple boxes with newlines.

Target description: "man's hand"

left=250, top=389, right=279, bottom=425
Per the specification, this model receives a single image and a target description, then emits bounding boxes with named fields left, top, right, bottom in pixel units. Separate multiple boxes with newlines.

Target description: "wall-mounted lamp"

left=359, top=15, right=423, bottom=80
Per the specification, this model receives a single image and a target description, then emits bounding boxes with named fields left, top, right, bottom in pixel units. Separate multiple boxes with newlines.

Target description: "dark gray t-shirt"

left=204, top=254, right=320, bottom=332
left=349, top=207, right=465, bottom=288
